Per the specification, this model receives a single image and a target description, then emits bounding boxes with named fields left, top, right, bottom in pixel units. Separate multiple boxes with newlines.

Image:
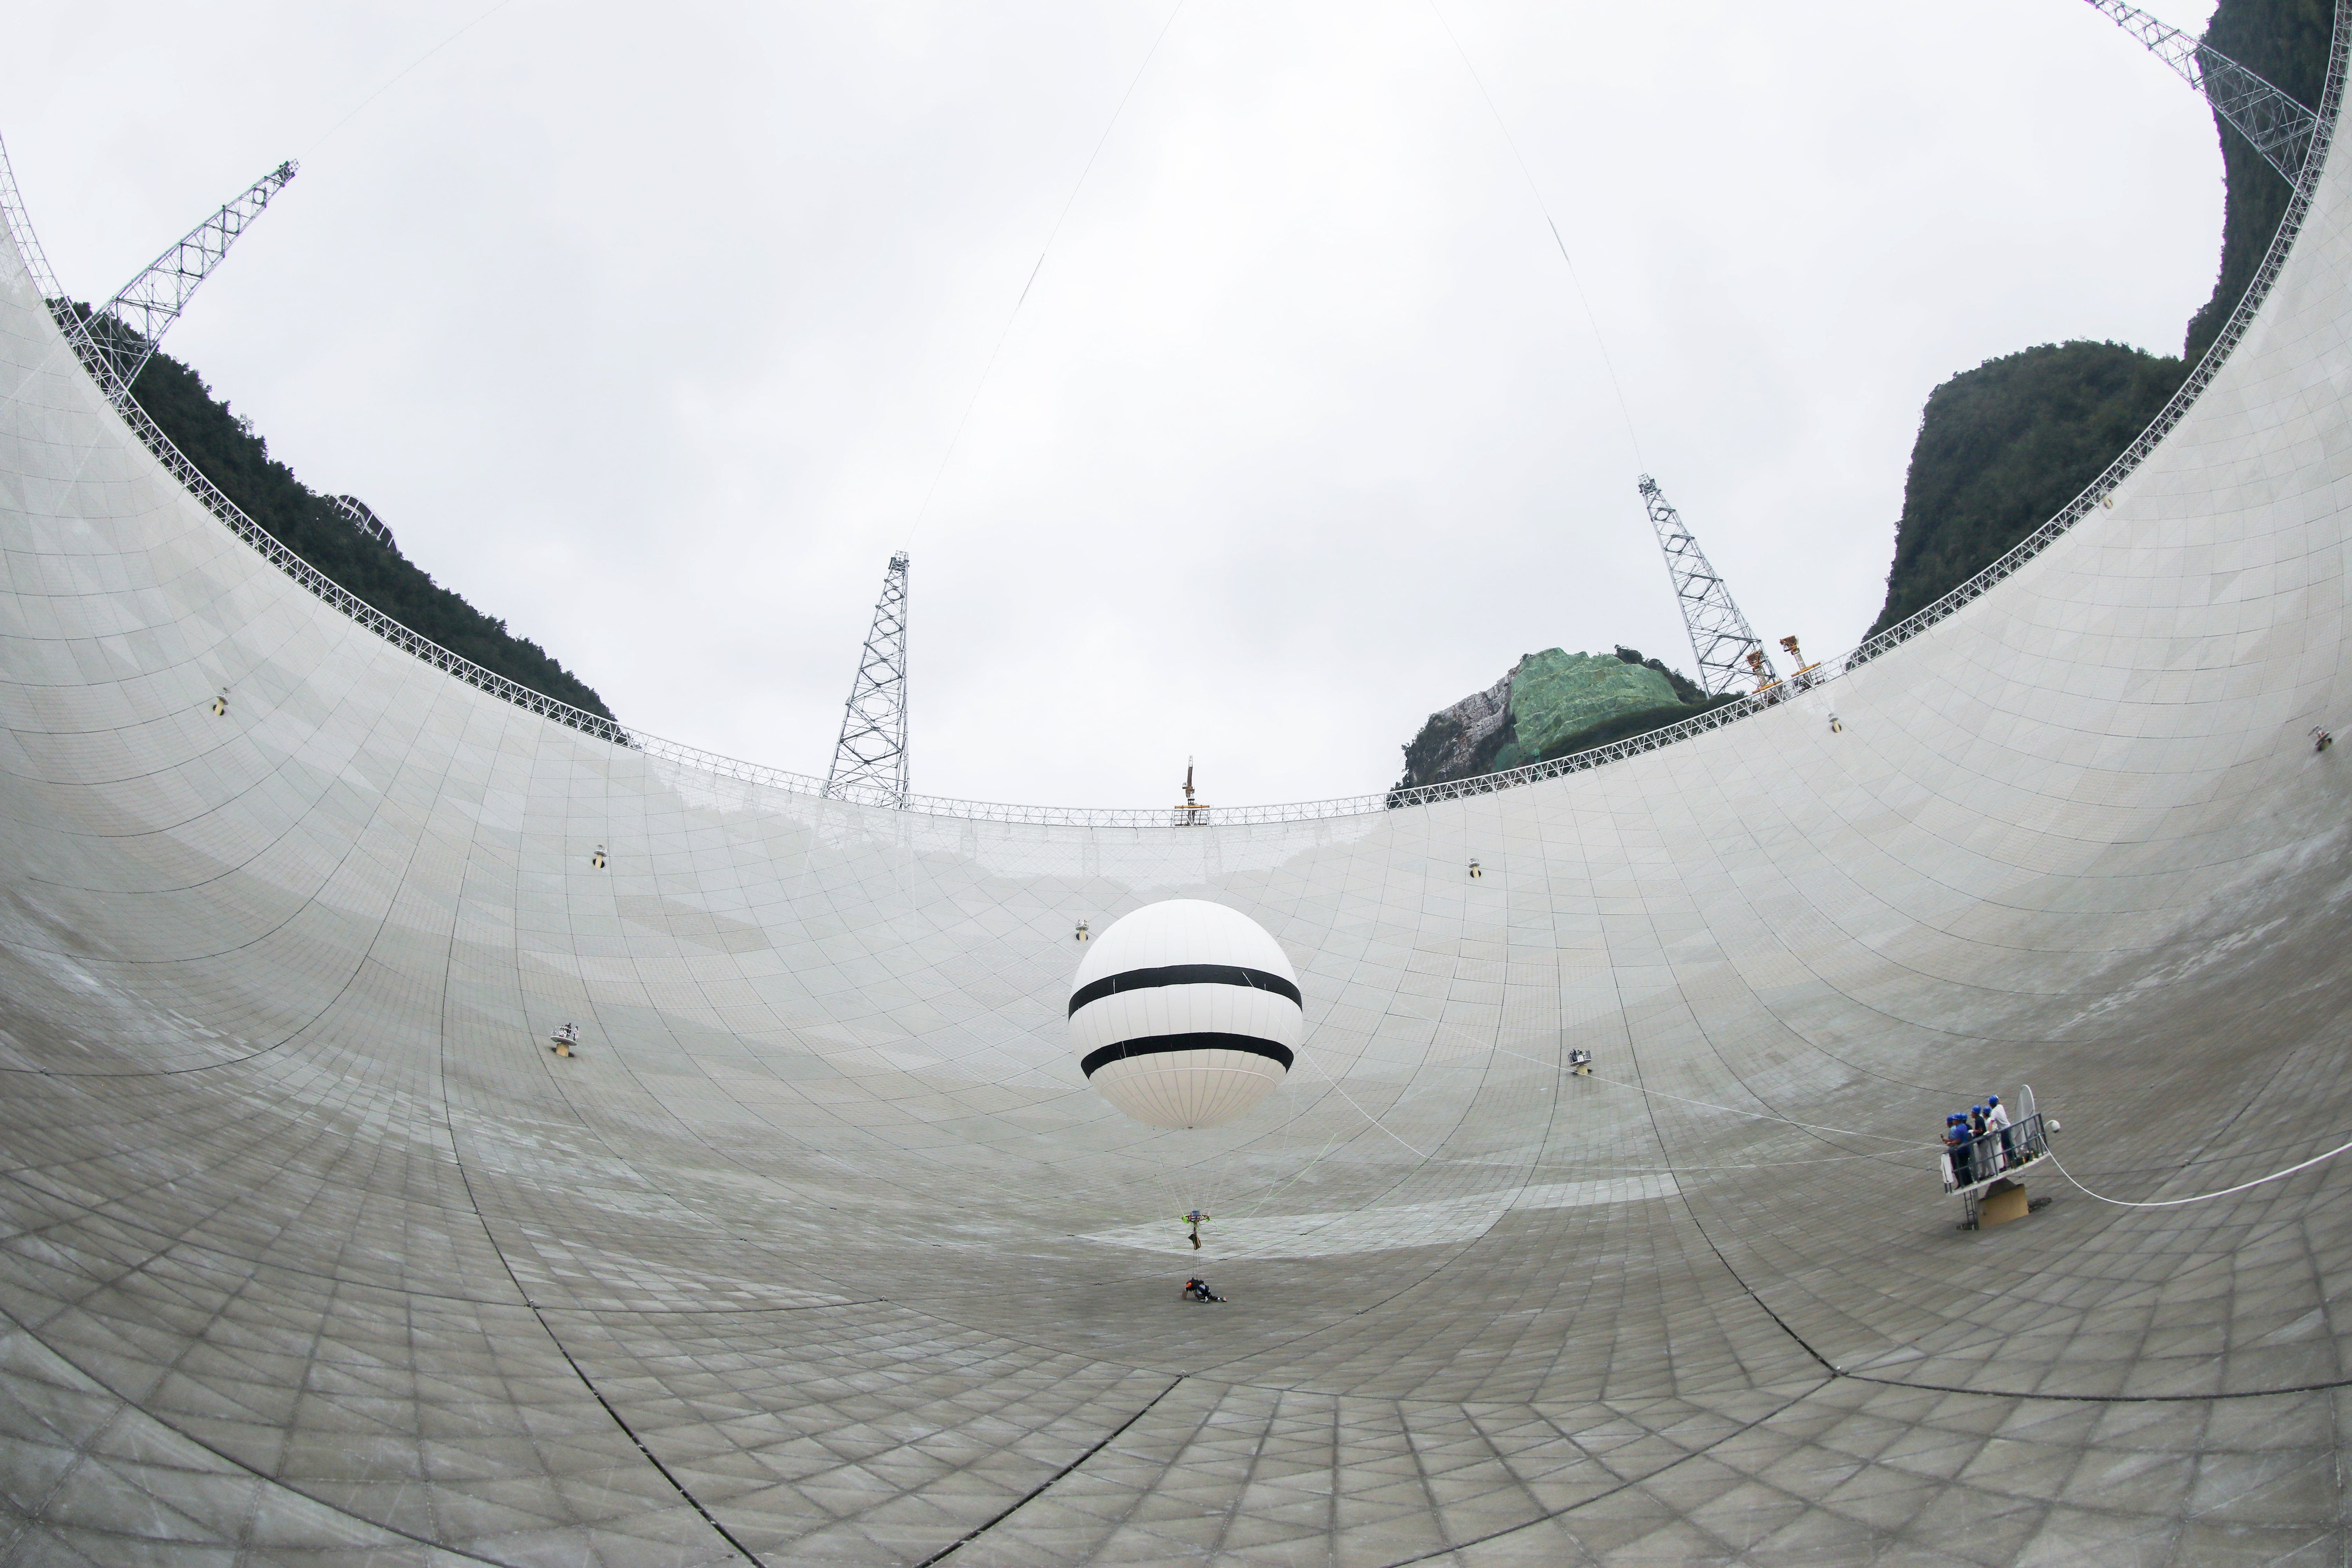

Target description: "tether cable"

left=2046, top=1136, right=2352, bottom=1208
left=1301, top=1051, right=1430, bottom=1159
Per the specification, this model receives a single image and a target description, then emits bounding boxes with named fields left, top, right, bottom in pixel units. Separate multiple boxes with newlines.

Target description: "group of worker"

left=1944, top=1096, right=2016, bottom=1186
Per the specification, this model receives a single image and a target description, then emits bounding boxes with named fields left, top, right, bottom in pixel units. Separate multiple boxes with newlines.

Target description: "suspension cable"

left=906, top=0, right=1190, bottom=547
left=1423, top=0, right=1645, bottom=467
left=303, top=0, right=519, bottom=156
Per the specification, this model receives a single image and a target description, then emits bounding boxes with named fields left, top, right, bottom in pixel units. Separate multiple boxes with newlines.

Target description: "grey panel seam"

left=0, top=1301, right=513, bottom=1564
left=916, top=1373, right=1188, bottom=1567
left=537, top=1318, right=769, bottom=1564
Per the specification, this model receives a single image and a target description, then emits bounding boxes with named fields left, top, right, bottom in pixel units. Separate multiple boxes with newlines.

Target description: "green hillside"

left=1869, top=0, right=2328, bottom=637
left=1870, top=341, right=2185, bottom=635
left=83, top=314, right=614, bottom=722
left=1394, top=646, right=1736, bottom=794
left=2187, top=0, right=2333, bottom=365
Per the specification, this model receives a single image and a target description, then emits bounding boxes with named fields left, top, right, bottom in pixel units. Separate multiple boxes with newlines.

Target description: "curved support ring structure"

left=4, top=14, right=2352, bottom=1558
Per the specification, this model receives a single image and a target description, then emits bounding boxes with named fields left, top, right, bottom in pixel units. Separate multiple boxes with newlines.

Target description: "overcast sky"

left=8, top=0, right=2229, bottom=808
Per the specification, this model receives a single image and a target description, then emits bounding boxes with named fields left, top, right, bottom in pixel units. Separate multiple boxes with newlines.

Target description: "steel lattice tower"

left=1638, top=475, right=1773, bottom=696
left=2082, top=0, right=2319, bottom=186
left=826, top=553, right=911, bottom=807
left=66, top=161, right=297, bottom=403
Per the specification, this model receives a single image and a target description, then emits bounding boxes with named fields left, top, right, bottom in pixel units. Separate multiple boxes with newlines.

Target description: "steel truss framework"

left=2086, top=0, right=2321, bottom=184
left=825, top=553, right=911, bottom=808
left=332, top=495, right=395, bottom=551
left=71, top=161, right=296, bottom=401
left=1639, top=474, right=1773, bottom=696
left=1, top=10, right=2341, bottom=829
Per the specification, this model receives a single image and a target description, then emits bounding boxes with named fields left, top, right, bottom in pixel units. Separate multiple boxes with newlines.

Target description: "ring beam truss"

left=0, top=34, right=2338, bottom=829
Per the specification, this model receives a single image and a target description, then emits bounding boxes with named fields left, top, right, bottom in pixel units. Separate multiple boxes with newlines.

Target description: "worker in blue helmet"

left=1945, top=1113, right=1974, bottom=1187
left=1987, top=1094, right=2014, bottom=1168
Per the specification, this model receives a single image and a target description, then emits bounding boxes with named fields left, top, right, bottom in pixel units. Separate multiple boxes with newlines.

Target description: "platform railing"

left=1940, top=1111, right=2053, bottom=1194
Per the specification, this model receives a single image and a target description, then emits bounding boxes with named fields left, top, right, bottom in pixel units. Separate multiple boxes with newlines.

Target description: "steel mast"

left=1638, top=475, right=1773, bottom=696
left=66, top=162, right=298, bottom=404
left=2080, top=0, right=2319, bottom=185
left=825, top=552, right=911, bottom=807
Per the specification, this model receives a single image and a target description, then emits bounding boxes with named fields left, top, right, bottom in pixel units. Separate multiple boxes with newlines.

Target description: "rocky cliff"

left=1395, top=647, right=1730, bottom=793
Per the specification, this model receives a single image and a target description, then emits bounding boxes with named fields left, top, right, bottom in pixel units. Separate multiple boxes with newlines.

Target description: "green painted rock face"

left=1490, top=650, right=1686, bottom=771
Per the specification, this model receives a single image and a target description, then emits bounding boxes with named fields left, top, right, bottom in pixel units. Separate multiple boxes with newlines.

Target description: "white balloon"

left=1069, top=900, right=1301, bottom=1129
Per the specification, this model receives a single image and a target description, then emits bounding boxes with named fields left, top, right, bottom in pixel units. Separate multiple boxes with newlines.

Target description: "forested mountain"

left=2187, top=0, right=2333, bottom=365
left=86, top=314, right=614, bottom=721
left=1393, top=646, right=1738, bottom=794
left=1397, top=0, right=2328, bottom=794
left=1869, top=0, right=2330, bottom=637
left=1871, top=341, right=2185, bottom=634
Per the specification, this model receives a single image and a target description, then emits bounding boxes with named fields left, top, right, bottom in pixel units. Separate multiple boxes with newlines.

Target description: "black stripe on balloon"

left=1067, top=964, right=1302, bottom=1018
left=1080, top=1033, right=1296, bottom=1078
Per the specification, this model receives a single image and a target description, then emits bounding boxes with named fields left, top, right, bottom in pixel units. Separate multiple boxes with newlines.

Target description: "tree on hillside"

left=1870, top=342, right=2183, bottom=636
left=1869, top=0, right=2330, bottom=639
left=102, top=324, right=613, bottom=721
